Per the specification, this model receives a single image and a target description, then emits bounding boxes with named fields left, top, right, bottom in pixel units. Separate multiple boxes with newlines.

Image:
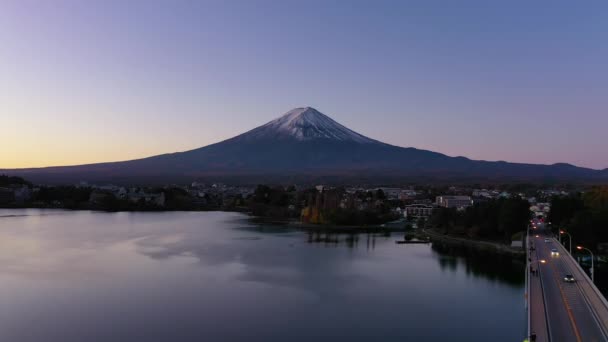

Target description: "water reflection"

left=132, top=223, right=525, bottom=289
left=431, top=241, right=525, bottom=286
left=0, top=210, right=525, bottom=342
left=306, top=232, right=371, bottom=249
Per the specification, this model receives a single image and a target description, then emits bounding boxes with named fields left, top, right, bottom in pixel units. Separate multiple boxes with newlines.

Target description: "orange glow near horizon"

left=1, top=144, right=162, bottom=169
left=0, top=127, right=209, bottom=169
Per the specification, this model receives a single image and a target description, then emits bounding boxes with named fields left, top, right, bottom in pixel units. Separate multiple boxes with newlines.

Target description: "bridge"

left=526, top=227, right=608, bottom=341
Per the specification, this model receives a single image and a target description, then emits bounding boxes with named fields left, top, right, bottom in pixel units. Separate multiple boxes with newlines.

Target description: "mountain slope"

left=232, top=107, right=379, bottom=143
left=3, top=107, right=606, bottom=184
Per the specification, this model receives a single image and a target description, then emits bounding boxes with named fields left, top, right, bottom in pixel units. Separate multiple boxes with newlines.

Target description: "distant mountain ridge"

left=3, top=107, right=607, bottom=185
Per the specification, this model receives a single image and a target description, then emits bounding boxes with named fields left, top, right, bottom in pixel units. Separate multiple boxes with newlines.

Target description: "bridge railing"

left=553, top=237, right=608, bottom=338
left=526, top=234, right=530, bottom=339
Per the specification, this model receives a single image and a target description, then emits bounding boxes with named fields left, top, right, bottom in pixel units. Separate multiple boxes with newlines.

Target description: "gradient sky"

left=1, top=0, right=607, bottom=169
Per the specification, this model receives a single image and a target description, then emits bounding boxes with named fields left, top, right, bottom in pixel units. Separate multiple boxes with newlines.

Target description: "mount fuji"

left=231, top=107, right=378, bottom=144
left=4, top=107, right=607, bottom=184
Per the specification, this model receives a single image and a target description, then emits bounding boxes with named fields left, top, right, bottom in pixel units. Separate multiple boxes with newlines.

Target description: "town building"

left=399, top=190, right=418, bottom=200
left=404, top=204, right=434, bottom=218
left=530, top=202, right=550, bottom=218
left=376, top=187, right=402, bottom=200
left=436, top=195, right=472, bottom=209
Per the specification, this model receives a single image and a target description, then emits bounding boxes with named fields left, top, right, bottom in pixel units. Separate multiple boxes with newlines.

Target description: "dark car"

left=564, top=274, right=575, bottom=283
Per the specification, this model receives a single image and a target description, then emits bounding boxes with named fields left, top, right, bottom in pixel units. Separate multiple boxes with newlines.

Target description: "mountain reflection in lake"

left=0, top=210, right=524, bottom=342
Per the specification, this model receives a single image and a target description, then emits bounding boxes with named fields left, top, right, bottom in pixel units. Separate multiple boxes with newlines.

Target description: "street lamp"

left=560, top=230, right=572, bottom=254
left=577, top=246, right=594, bottom=283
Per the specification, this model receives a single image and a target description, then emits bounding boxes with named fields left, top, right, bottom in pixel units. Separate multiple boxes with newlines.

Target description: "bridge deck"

left=528, top=233, right=608, bottom=342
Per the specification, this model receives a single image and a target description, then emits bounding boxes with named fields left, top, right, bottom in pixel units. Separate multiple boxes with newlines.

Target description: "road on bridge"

left=529, top=230, right=608, bottom=342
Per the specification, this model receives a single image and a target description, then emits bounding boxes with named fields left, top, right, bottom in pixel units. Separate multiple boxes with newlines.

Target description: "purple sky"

left=1, top=1, right=607, bottom=169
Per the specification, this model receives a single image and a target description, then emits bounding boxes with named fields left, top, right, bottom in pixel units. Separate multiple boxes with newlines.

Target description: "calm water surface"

left=0, top=209, right=524, bottom=341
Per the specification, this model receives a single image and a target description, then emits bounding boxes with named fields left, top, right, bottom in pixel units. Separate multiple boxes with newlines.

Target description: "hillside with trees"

left=549, top=186, right=608, bottom=250
left=428, top=197, right=531, bottom=243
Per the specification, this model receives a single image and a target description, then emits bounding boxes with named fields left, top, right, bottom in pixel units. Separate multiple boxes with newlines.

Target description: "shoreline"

left=249, top=216, right=408, bottom=232
left=1, top=206, right=521, bottom=255
left=424, top=228, right=526, bottom=259
left=0, top=207, right=523, bottom=258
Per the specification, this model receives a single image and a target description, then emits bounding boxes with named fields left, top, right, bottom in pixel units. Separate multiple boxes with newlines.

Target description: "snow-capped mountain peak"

left=235, top=107, right=378, bottom=143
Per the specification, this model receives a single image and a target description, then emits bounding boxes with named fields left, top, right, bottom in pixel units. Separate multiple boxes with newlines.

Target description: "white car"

left=544, top=238, right=550, bottom=243
left=551, top=248, right=559, bottom=256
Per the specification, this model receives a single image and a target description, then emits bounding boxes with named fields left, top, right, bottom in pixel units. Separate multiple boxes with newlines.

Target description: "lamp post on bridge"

left=577, top=246, right=594, bottom=283
left=560, top=230, right=572, bottom=254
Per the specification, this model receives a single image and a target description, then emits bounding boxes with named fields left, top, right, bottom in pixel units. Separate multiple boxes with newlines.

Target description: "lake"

left=0, top=209, right=525, bottom=341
